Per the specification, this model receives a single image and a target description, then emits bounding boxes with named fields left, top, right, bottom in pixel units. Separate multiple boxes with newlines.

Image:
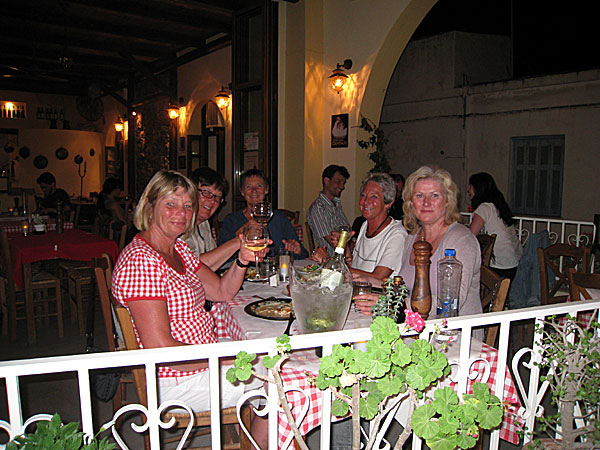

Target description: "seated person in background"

left=354, top=166, right=482, bottom=323
left=97, top=178, right=128, bottom=224
left=388, top=173, right=405, bottom=221
left=35, top=172, right=71, bottom=216
left=348, top=172, right=407, bottom=281
left=111, top=170, right=267, bottom=442
left=467, top=172, right=522, bottom=281
left=218, top=168, right=308, bottom=259
left=183, top=167, right=241, bottom=270
left=307, top=164, right=351, bottom=255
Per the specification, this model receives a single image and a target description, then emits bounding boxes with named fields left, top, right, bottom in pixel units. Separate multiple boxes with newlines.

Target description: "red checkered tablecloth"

left=212, top=295, right=524, bottom=447
left=2, top=222, right=73, bottom=233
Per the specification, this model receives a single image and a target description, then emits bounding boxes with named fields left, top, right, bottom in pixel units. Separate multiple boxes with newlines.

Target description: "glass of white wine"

left=251, top=202, right=273, bottom=226
left=244, top=224, right=270, bottom=280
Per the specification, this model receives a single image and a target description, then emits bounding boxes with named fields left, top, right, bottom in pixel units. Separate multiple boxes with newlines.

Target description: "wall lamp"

left=329, top=59, right=353, bottom=93
left=168, top=104, right=180, bottom=120
left=114, top=117, right=124, bottom=133
left=215, top=86, right=230, bottom=109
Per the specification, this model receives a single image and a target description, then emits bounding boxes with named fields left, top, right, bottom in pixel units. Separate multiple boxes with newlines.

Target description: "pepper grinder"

left=410, top=237, right=432, bottom=320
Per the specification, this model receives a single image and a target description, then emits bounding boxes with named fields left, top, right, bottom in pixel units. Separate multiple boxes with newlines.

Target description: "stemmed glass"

left=243, top=223, right=270, bottom=280
left=251, top=202, right=273, bottom=227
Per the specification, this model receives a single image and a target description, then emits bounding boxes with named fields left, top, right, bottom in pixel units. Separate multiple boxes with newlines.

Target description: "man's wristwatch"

left=235, top=257, right=250, bottom=268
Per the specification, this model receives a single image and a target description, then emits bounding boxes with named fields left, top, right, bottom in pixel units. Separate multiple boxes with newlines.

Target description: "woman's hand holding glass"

left=353, top=293, right=379, bottom=315
left=243, top=224, right=270, bottom=280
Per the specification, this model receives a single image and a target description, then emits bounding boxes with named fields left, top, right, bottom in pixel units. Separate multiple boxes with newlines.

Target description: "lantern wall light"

left=215, top=86, right=230, bottom=109
left=329, top=59, right=353, bottom=93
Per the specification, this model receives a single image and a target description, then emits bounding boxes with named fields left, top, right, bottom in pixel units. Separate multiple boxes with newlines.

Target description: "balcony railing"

left=1, top=300, right=599, bottom=450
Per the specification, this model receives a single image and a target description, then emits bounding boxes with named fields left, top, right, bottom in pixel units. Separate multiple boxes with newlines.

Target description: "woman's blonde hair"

left=133, top=170, right=198, bottom=236
left=402, top=166, right=460, bottom=234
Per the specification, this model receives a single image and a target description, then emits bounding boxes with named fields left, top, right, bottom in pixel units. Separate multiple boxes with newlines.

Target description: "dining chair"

left=278, top=209, right=300, bottom=225
left=537, top=243, right=591, bottom=305
left=92, top=253, right=136, bottom=415
left=113, top=305, right=251, bottom=450
left=567, top=267, right=600, bottom=301
left=476, top=234, right=496, bottom=267
left=0, top=230, right=64, bottom=341
left=304, top=221, right=316, bottom=255
left=479, top=265, right=510, bottom=348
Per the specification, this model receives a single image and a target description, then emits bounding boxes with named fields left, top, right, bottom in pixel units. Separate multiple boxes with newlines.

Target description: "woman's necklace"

left=366, top=216, right=390, bottom=238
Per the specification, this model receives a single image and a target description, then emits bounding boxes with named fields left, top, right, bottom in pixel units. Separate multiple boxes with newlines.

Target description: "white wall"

left=381, top=32, right=600, bottom=221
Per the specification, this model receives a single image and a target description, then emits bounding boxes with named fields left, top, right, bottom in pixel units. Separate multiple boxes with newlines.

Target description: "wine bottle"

left=319, top=229, right=352, bottom=290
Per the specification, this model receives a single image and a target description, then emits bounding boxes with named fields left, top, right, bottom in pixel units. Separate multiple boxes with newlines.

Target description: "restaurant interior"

left=1, top=0, right=599, bottom=448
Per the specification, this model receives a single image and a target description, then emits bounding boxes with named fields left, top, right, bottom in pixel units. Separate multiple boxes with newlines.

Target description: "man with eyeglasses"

left=183, top=167, right=241, bottom=270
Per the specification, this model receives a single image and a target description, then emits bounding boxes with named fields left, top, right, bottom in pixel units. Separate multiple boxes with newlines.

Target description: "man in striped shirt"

left=307, top=165, right=350, bottom=254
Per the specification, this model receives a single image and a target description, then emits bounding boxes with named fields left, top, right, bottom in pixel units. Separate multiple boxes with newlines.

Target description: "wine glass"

left=251, top=202, right=273, bottom=226
left=243, top=224, right=270, bottom=280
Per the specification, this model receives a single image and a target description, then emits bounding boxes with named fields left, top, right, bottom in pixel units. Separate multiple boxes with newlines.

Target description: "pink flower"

left=405, top=310, right=425, bottom=332
left=442, top=318, right=448, bottom=327
left=472, top=433, right=478, bottom=439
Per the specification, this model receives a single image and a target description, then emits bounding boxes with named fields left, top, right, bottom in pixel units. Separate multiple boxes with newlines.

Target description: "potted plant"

left=355, top=116, right=392, bottom=174
left=7, top=413, right=115, bottom=450
left=228, top=314, right=508, bottom=450
left=524, top=315, right=600, bottom=449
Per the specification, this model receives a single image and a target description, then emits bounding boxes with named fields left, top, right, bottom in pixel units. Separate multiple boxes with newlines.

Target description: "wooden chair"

left=304, top=221, right=316, bottom=255
left=567, top=267, right=600, bottom=301
left=476, top=234, right=496, bottom=267
left=538, top=243, right=591, bottom=305
left=278, top=209, right=300, bottom=225
left=0, top=230, right=63, bottom=341
left=479, top=266, right=510, bottom=348
left=113, top=305, right=251, bottom=450
left=109, top=221, right=128, bottom=251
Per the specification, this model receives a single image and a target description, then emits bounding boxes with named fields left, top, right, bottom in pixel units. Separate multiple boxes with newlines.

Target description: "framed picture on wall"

left=331, top=113, right=348, bottom=148
left=1, top=128, right=18, bottom=153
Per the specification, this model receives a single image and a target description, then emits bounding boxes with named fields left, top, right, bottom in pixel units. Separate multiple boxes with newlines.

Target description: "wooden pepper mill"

left=410, top=237, right=432, bottom=319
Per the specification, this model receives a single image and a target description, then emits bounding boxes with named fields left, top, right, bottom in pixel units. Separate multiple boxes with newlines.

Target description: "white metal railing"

left=1, top=300, right=599, bottom=450
left=461, top=212, right=596, bottom=247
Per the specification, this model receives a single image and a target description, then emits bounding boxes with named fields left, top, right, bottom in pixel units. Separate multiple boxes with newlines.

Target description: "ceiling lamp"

left=328, top=59, right=353, bottom=93
left=215, top=86, right=230, bottom=109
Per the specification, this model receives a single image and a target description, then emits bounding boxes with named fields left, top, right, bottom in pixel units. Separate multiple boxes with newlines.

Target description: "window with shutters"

left=509, top=135, right=564, bottom=217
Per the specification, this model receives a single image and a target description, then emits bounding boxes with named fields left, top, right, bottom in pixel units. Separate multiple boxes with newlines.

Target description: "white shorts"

left=158, top=365, right=264, bottom=413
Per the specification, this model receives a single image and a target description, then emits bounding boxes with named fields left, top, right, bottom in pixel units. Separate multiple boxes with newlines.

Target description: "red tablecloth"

left=212, top=296, right=524, bottom=447
left=8, top=229, right=120, bottom=289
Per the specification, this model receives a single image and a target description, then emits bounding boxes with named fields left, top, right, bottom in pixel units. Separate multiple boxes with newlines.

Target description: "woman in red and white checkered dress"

left=111, top=170, right=266, bottom=414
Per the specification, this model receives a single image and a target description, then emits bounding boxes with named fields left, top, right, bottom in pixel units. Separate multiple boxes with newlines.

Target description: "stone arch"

left=355, top=0, right=438, bottom=179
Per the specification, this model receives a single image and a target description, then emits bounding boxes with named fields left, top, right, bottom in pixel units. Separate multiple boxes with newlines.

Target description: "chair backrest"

left=567, top=267, right=600, bottom=301
left=114, top=304, right=148, bottom=406
left=479, top=265, right=510, bottom=348
left=0, top=230, right=17, bottom=294
left=278, top=209, right=300, bottom=225
left=304, top=221, right=315, bottom=254
left=476, top=234, right=496, bottom=267
left=109, top=221, right=128, bottom=250
left=93, top=253, right=118, bottom=352
left=538, top=243, right=591, bottom=305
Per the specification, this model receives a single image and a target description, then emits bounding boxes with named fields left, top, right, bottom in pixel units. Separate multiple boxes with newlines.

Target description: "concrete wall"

left=381, top=32, right=600, bottom=221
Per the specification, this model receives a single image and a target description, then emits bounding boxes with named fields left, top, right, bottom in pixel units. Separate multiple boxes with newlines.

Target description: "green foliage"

left=228, top=315, right=505, bottom=450
left=527, top=314, right=600, bottom=448
left=7, top=413, right=115, bottom=450
left=371, top=277, right=409, bottom=322
left=355, top=116, right=392, bottom=174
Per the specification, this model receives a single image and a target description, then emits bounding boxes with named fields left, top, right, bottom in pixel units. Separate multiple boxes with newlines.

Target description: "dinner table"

left=7, top=228, right=120, bottom=343
left=210, top=261, right=525, bottom=448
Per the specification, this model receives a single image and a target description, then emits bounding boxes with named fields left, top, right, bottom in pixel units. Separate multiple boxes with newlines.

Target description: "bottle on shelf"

left=437, top=249, right=463, bottom=320
left=56, top=201, right=64, bottom=234
left=319, top=228, right=352, bottom=290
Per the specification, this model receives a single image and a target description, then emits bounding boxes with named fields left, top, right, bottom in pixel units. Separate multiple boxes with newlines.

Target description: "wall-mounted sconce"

left=168, top=104, right=180, bottom=120
left=215, top=86, right=230, bottom=109
left=114, top=117, right=124, bottom=133
left=328, top=59, right=353, bottom=93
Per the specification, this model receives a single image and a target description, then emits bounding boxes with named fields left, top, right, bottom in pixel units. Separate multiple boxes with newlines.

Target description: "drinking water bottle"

left=437, top=249, right=462, bottom=319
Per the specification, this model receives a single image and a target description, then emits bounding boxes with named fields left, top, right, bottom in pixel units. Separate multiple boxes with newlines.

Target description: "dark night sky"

left=411, top=0, right=600, bottom=79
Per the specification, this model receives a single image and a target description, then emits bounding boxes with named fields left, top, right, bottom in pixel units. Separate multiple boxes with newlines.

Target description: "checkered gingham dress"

left=112, top=235, right=216, bottom=378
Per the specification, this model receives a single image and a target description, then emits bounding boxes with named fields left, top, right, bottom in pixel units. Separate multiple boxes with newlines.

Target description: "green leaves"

left=226, top=350, right=256, bottom=383
left=7, top=414, right=116, bottom=450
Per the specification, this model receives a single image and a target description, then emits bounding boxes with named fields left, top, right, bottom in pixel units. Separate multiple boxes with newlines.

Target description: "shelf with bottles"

left=1, top=101, right=27, bottom=119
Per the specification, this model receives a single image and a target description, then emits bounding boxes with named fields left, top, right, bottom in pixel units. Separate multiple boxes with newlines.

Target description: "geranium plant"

left=525, top=314, right=600, bottom=449
left=228, top=315, right=506, bottom=450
